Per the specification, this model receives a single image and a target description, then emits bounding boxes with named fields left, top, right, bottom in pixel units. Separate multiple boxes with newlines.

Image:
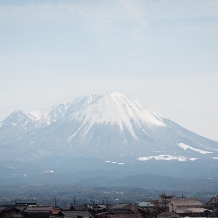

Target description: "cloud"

left=0, top=1, right=150, bottom=46
left=1, top=0, right=217, bottom=47
left=1, top=0, right=218, bottom=25
left=143, top=0, right=218, bottom=20
left=0, top=1, right=142, bottom=24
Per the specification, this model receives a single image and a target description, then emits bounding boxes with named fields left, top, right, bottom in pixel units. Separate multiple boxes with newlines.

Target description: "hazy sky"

left=0, top=0, right=218, bottom=141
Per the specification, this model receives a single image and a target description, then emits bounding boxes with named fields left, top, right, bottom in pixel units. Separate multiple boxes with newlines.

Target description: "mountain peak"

left=107, top=91, right=126, bottom=97
left=66, top=92, right=165, bottom=141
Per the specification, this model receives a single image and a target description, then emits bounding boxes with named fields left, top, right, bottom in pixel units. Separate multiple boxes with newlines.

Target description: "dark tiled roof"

left=52, top=209, right=61, bottom=215
left=15, top=202, right=37, bottom=206
left=0, top=206, right=8, bottom=212
left=109, top=214, right=142, bottom=218
left=158, top=212, right=178, bottom=216
left=1, top=206, right=20, bottom=211
left=111, top=204, right=130, bottom=209
left=26, top=206, right=53, bottom=212
left=110, top=209, right=135, bottom=214
left=15, top=206, right=28, bottom=211
left=62, top=211, right=94, bottom=218
left=71, top=205, right=87, bottom=211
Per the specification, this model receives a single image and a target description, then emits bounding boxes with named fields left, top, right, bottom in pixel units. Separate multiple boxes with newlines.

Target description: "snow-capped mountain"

left=0, top=92, right=218, bottom=164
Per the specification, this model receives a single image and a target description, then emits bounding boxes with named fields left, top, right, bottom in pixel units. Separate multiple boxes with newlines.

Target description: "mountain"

left=0, top=92, right=218, bottom=182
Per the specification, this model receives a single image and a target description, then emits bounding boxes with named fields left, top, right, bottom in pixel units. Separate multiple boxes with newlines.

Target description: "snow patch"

left=21, top=121, right=28, bottom=126
left=178, top=143, right=212, bottom=154
left=67, top=124, right=85, bottom=141
left=213, top=157, right=218, bottom=160
left=5, top=166, right=14, bottom=169
left=105, top=160, right=125, bottom=165
left=137, top=155, right=197, bottom=162
left=189, top=158, right=198, bottom=161
left=28, top=109, right=50, bottom=120
left=27, top=103, right=69, bottom=125
left=43, top=170, right=54, bottom=173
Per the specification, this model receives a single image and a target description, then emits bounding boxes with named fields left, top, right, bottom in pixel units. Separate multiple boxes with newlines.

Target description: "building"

left=157, top=212, right=180, bottom=218
left=96, top=203, right=143, bottom=218
left=186, top=208, right=212, bottom=217
left=168, top=197, right=203, bottom=216
left=61, top=210, right=94, bottom=218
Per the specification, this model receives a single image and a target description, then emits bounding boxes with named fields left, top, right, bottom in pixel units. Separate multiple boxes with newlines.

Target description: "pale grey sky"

left=0, top=0, right=218, bottom=141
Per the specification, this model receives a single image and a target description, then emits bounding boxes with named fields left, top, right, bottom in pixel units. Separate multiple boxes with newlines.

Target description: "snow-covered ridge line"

left=28, top=109, right=51, bottom=120
left=178, top=143, right=212, bottom=154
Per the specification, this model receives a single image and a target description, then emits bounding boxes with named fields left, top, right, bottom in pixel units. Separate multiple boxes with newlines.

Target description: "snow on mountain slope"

left=138, top=155, right=192, bottom=162
left=0, top=110, right=37, bottom=143
left=67, top=92, right=165, bottom=141
left=0, top=103, right=71, bottom=143
left=178, top=143, right=212, bottom=154
left=28, top=103, right=70, bottom=125
left=0, top=92, right=218, bottom=162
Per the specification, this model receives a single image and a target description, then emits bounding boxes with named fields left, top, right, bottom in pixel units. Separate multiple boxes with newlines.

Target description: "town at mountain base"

left=0, top=193, right=217, bottom=218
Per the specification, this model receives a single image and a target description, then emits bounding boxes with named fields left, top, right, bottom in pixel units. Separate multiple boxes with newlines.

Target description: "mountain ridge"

left=0, top=92, right=218, bottom=164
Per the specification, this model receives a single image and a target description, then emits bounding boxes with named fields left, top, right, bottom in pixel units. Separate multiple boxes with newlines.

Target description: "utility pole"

left=54, top=196, right=57, bottom=208
left=105, top=197, right=109, bottom=205
left=90, top=197, right=94, bottom=205
left=73, top=196, right=76, bottom=206
left=217, top=195, right=218, bottom=217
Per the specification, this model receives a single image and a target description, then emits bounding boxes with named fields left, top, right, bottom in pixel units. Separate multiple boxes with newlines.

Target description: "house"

left=0, top=201, right=40, bottom=218
left=168, top=197, right=202, bottom=213
left=109, top=214, right=142, bottom=218
left=111, top=204, right=139, bottom=213
left=95, top=211, right=142, bottom=218
left=109, top=204, right=142, bottom=218
left=206, top=196, right=217, bottom=206
left=95, top=204, right=143, bottom=218
left=71, top=205, right=88, bottom=211
left=205, top=196, right=218, bottom=216
left=49, top=208, right=62, bottom=217
left=24, top=206, right=57, bottom=218
left=186, top=208, right=212, bottom=217
left=15, top=201, right=37, bottom=207
left=90, top=204, right=110, bottom=214
left=134, top=202, right=156, bottom=218
left=0, top=205, right=25, bottom=218
left=168, top=198, right=202, bottom=215
left=157, top=212, right=180, bottom=218
left=61, top=210, right=94, bottom=218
